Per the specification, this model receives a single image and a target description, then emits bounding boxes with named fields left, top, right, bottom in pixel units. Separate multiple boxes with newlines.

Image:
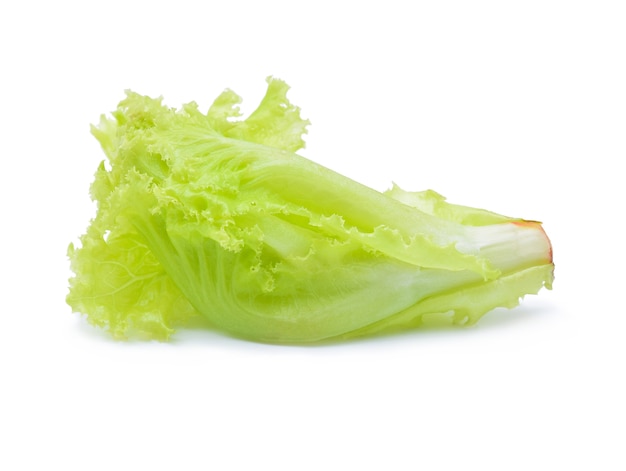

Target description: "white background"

left=1, top=1, right=624, bottom=470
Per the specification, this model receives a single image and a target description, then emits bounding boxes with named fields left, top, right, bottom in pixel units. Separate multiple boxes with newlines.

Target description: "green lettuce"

left=67, top=77, right=554, bottom=343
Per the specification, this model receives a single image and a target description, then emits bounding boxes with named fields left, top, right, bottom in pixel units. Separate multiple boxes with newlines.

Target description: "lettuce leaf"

left=67, top=77, right=554, bottom=343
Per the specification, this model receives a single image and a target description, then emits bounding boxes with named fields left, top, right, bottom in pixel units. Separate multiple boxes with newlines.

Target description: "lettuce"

left=67, top=77, right=554, bottom=343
